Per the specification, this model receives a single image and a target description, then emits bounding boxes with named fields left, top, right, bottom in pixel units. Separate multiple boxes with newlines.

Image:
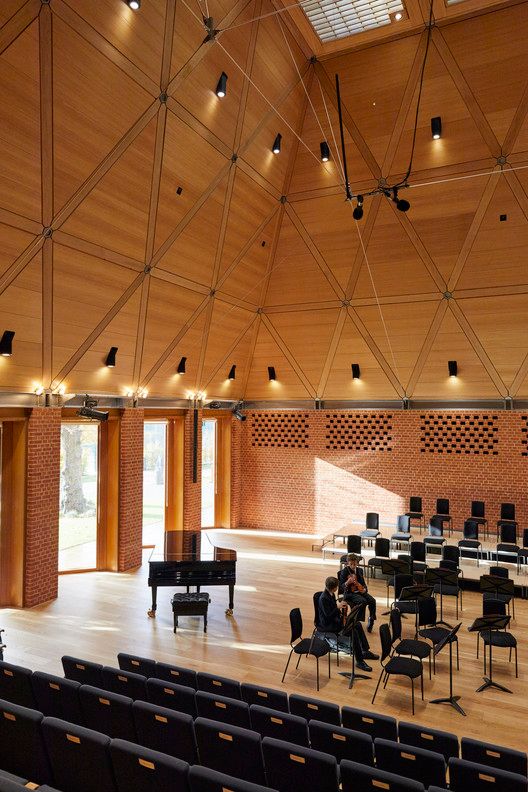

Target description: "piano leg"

left=147, top=585, right=158, bottom=618
left=226, top=584, right=234, bottom=616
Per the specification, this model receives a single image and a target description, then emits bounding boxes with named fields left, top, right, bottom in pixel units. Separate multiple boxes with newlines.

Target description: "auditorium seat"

left=461, top=737, right=527, bottom=777
left=449, top=757, right=527, bottom=792
left=31, top=672, right=82, bottom=724
left=240, top=683, right=288, bottom=713
left=0, top=782, right=61, bottom=792
left=79, top=685, right=136, bottom=741
left=102, top=667, right=147, bottom=702
left=374, top=738, right=446, bottom=789
left=0, top=700, right=52, bottom=784
left=42, top=717, right=116, bottom=792
left=188, top=765, right=277, bottom=792
left=117, top=653, right=157, bottom=679
left=196, top=673, right=241, bottom=700
left=288, top=694, right=340, bottom=726
left=155, top=663, right=197, bottom=689
left=398, top=722, right=459, bottom=763
left=341, top=760, right=425, bottom=792
left=132, top=700, right=197, bottom=764
left=195, top=691, right=250, bottom=729
left=308, top=720, right=374, bottom=766
left=194, top=717, right=266, bottom=786
left=146, top=679, right=197, bottom=717
left=109, top=738, right=190, bottom=792
left=341, top=707, right=397, bottom=741
left=262, top=737, right=338, bottom=792
left=249, top=705, right=309, bottom=747
left=62, top=656, right=104, bottom=688
left=0, top=662, right=37, bottom=709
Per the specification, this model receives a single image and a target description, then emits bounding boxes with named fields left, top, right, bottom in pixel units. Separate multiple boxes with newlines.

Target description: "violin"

left=345, top=571, right=366, bottom=595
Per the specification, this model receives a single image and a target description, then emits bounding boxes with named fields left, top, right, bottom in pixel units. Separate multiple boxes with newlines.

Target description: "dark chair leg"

left=515, top=646, right=518, bottom=678
left=282, top=649, right=293, bottom=682
left=372, top=667, right=385, bottom=705
left=316, top=657, right=320, bottom=692
left=411, top=678, right=415, bottom=715
left=295, top=653, right=302, bottom=670
left=328, top=650, right=331, bottom=679
left=428, top=654, right=431, bottom=680
left=420, top=671, right=424, bottom=700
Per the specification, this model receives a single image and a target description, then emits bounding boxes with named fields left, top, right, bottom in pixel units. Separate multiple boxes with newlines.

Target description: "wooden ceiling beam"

left=41, top=239, right=53, bottom=388
left=284, top=202, right=344, bottom=298
left=161, top=0, right=176, bottom=91
left=503, top=79, right=528, bottom=154
left=39, top=3, right=53, bottom=227
left=201, top=313, right=259, bottom=392
left=347, top=306, right=405, bottom=397
left=132, top=277, right=151, bottom=389
left=166, top=97, right=232, bottom=159
left=318, top=307, right=346, bottom=397
left=240, top=316, right=262, bottom=398
left=215, top=292, right=257, bottom=312
left=455, top=283, right=528, bottom=300
left=235, top=159, right=282, bottom=201
left=145, top=105, right=167, bottom=264
left=233, top=0, right=261, bottom=152
left=0, top=235, right=44, bottom=297
left=0, top=209, right=42, bottom=235
left=151, top=267, right=210, bottom=295
left=502, top=168, right=528, bottom=221
left=194, top=299, right=214, bottom=392
left=264, top=300, right=342, bottom=313
left=0, top=0, right=40, bottom=56
left=390, top=203, right=447, bottom=292
left=510, top=350, right=528, bottom=397
left=52, top=231, right=144, bottom=273
left=405, top=298, right=447, bottom=396
left=261, top=314, right=317, bottom=397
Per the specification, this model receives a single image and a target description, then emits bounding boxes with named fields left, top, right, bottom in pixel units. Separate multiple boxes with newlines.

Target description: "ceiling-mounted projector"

left=77, top=395, right=109, bottom=422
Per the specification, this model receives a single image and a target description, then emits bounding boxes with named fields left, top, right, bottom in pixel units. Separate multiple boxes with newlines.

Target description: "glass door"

left=201, top=419, right=216, bottom=527
left=143, top=421, right=167, bottom=547
left=59, top=423, right=99, bottom=571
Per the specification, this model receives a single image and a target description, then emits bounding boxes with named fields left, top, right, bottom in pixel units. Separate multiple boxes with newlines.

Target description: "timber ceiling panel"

left=0, top=0, right=527, bottom=403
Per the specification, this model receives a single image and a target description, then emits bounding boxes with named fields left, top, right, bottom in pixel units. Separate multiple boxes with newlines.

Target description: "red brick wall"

left=24, top=407, right=61, bottom=607
left=118, top=408, right=144, bottom=571
left=236, top=410, right=528, bottom=534
left=183, top=409, right=202, bottom=537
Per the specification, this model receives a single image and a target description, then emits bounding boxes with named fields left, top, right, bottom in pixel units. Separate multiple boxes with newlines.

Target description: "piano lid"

left=149, top=531, right=236, bottom=563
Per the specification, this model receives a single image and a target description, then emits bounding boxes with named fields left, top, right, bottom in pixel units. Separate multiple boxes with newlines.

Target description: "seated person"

left=317, top=576, right=378, bottom=672
left=339, top=553, right=377, bottom=632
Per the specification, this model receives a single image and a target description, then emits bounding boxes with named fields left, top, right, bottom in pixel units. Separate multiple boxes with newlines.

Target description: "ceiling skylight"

left=302, top=0, right=405, bottom=41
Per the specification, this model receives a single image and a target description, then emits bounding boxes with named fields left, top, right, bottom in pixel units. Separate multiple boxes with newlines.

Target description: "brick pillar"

left=25, top=407, right=61, bottom=607
left=118, top=408, right=144, bottom=571
left=230, top=417, right=242, bottom=528
left=183, top=409, right=202, bottom=552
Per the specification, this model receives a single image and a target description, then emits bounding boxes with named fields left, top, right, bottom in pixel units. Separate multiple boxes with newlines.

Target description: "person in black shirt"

left=317, top=577, right=378, bottom=671
left=339, top=553, right=377, bottom=632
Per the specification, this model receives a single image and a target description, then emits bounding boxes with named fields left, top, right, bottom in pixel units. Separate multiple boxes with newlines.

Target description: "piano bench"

left=171, top=593, right=211, bottom=634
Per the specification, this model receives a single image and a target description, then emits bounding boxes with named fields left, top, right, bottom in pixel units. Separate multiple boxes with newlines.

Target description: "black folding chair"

left=282, top=608, right=330, bottom=691
left=372, top=624, right=424, bottom=715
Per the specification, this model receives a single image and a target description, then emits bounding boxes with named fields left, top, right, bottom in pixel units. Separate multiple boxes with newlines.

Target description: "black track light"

left=105, top=347, right=118, bottom=368
left=320, top=141, right=330, bottom=162
left=177, top=356, right=187, bottom=375
left=272, top=133, right=282, bottom=154
left=228, top=364, right=236, bottom=380
left=216, top=71, right=227, bottom=98
left=431, top=116, right=442, bottom=140
left=351, top=363, right=361, bottom=380
left=352, top=194, right=364, bottom=221
left=268, top=366, right=276, bottom=381
left=448, top=360, right=458, bottom=378
left=393, top=187, right=410, bottom=213
left=0, top=330, right=14, bottom=357
left=126, top=0, right=141, bottom=9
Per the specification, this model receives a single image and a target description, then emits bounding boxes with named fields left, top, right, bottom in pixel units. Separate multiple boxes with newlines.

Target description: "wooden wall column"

left=0, top=417, right=27, bottom=607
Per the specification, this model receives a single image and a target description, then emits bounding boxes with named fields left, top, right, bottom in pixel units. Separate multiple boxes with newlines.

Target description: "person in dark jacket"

left=317, top=577, right=377, bottom=671
left=339, top=553, right=377, bottom=632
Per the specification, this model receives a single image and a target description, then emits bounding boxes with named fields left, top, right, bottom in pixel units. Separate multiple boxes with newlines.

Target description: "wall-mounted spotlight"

left=232, top=402, right=246, bottom=421
left=431, top=116, right=442, bottom=140
left=351, top=363, right=361, bottom=380
left=320, top=141, right=330, bottom=162
left=177, top=356, right=187, bottom=375
left=448, top=360, right=458, bottom=378
left=272, top=133, right=282, bottom=154
left=0, top=330, right=14, bottom=357
left=353, top=195, right=364, bottom=220
left=228, top=364, right=236, bottom=380
left=268, top=366, right=276, bottom=381
left=393, top=187, right=410, bottom=213
left=105, top=347, right=118, bottom=367
left=125, top=0, right=141, bottom=9
left=216, top=71, right=228, bottom=98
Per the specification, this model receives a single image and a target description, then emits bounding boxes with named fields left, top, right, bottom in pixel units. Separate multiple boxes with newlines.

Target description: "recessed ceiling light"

left=448, top=360, right=458, bottom=378
left=228, top=364, right=236, bottom=380
left=126, top=0, right=141, bottom=9
left=351, top=363, right=361, bottom=379
left=177, top=356, right=187, bottom=374
left=395, top=11, right=402, bottom=20
left=268, top=366, right=276, bottom=381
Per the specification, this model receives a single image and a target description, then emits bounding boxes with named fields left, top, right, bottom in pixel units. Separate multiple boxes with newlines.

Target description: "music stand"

left=339, top=604, right=371, bottom=689
left=381, top=558, right=410, bottom=612
left=481, top=574, right=515, bottom=619
left=397, top=584, right=434, bottom=637
left=430, top=623, right=464, bottom=716
left=425, top=567, right=458, bottom=628
left=468, top=613, right=512, bottom=694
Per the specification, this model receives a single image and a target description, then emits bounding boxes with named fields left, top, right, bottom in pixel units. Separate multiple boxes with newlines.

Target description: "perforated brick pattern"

left=521, top=415, right=528, bottom=456
left=251, top=413, right=310, bottom=448
left=325, top=413, right=393, bottom=451
left=420, top=413, right=499, bottom=455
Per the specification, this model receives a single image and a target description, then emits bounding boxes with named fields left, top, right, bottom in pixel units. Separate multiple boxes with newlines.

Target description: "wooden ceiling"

left=0, top=0, right=528, bottom=403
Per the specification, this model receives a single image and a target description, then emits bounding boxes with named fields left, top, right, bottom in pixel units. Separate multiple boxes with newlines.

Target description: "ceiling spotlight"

left=177, top=356, right=187, bottom=375
left=105, top=346, right=118, bottom=368
left=352, top=195, right=364, bottom=221
left=232, top=402, right=246, bottom=421
left=320, top=141, right=330, bottom=162
left=351, top=363, right=361, bottom=380
left=268, top=366, right=276, bottom=381
left=392, top=187, right=410, bottom=213
left=431, top=116, right=442, bottom=140
left=272, top=133, right=282, bottom=154
left=448, top=360, right=458, bottom=378
left=126, top=0, right=141, bottom=9
left=216, top=71, right=227, bottom=98
left=0, top=330, right=14, bottom=357
left=228, top=364, right=236, bottom=380
left=395, top=11, right=402, bottom=20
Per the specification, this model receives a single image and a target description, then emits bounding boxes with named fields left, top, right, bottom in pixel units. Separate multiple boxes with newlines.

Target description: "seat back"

left=309, top=721, right=373, bottom=766
left=389, top=609, right=403, bottom=642
left=0, top=699, right=52, bottom=784
left=289, top=694, right=340, bottom=726
left=146, top=678, right=197, bottom=717
left=375, top=738, right=446, bottom=789
left=523, top=529, right=528, bottom=549
left=250, top=705, right=308, bottom=747
left=488, top=566, right=508, bottom=578
left=417, top=597, right=437, bottom=627
left=188, top=765, right=275, bottom=792
left=313, top=592, right=323, bottom=628
left=155, top=663, right=197, bottom=689
left=0, top=662, right=37, bottom=709
left=117, top=654, right=157, bottom=679
left=196, top=672, right=241, bottom=700
left=397, top=515, right=411, bottom=534
left=366, top=513, right=379, bottom=531
left=31, top=672, right=82, bottom=724
left=499, top=523, right=517, bottom=545
left=262, top=736, right=338, bottom=792
left=471, top=501, right=485, bottom=519
left=109, top=738, right=189, bottom=792
left=500, top=503, right=516, bottom=522
left=347, top=535, right=362, bottom=554
left=62, top=657, right=104, bottom=688
left=195, top=691, right=250, bottom=729
left=394, top=574, right=414, bottom=600
left=289, top=608, right=303, bottom=644
left=409, top=497, right=422, bottom=514
left=194, top=717, right=266, bottom=786
left=132, top=700, right=197, bottom=764
left=463, top=520, right=479, bottom=541
left=42, top=717, right=116, bottom=792
left=442, top=545, right=460, bottom=564
left=341, top=707, right=397, bottom=741
left=241, top=683, right=288, bottom=714
left=482, top=598, right=506, bottom=616
left=341, top=759, right=425, bottom=792
left=439, top=560, right=459, bottom=574
left=410, top=542, right=426, bottom=563
left=374, top=538, right=390, bottom=558
left=102, top=667, right=147, bottom=702
left=398, top=722, right=459, bottom=763
left=436, top=499, right=450, bottom=516
left=449, top=757, right=526, bottom=792
left=461, top=737, right=527, bottom=777
left=429, top=516, right=444, bottom=536
left=78, top=685, right=135, bottom=741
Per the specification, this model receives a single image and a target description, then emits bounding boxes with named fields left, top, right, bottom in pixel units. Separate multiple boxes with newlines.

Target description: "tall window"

left=59, top=423, right=99, bottom=571
left=143, top=422, right=167, bottom=547
left=201, top=419, right=216, bottom=527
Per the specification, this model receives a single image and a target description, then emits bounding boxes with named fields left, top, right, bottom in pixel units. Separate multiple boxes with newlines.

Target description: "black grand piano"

left=147, top=531, right=237, bottom=618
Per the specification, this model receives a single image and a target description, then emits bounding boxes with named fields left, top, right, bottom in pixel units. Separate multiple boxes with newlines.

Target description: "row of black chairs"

left=406, top=498, right=522, bottom=539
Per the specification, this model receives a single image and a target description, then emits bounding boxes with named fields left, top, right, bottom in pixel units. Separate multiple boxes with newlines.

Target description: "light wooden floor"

left=2, top=530, right=527, bottom=751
